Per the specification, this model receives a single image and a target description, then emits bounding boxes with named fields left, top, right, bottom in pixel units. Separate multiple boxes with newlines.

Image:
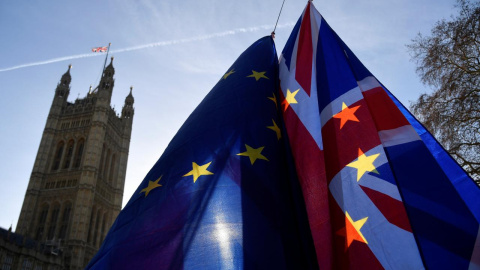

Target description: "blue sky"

left=0, top=0, right=456, bottom=230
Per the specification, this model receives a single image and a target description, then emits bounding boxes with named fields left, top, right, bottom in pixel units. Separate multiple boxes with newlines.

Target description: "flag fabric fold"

left=86, top=36, right=317, bottom=270
left=279, top=2, right=480, bottom=269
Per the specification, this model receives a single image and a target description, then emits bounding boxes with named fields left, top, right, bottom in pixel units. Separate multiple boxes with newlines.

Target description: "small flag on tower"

left=91, top=46, right=108, bottom=53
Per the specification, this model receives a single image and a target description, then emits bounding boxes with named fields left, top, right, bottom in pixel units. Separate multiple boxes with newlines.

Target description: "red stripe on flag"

left=322, top=99, right=381, bottom=181
left=295, top=2, right=313, bottom=96
left=360, top=186, right=413, bottom=233
left=280, top=88, right=333, bottom=269
left=362, top=87, right=410, bottom=131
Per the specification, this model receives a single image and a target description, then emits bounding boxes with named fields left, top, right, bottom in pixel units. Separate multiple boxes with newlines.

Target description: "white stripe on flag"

left=378, top=125, right=421, bottom=147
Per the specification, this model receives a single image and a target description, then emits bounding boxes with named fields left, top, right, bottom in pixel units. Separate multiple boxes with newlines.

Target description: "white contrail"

left=0, top=23, right=295, bottom=73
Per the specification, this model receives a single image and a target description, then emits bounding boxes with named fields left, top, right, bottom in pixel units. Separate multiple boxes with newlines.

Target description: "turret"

left=121, top=86, right=135, bottom=120
left=55, top=65, right=72, bottom=100
left=98, top=57, right=115, bottom=102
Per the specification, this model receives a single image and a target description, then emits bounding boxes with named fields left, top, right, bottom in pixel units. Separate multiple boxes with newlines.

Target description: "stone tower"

left=16, top=58, right=134, bottom=269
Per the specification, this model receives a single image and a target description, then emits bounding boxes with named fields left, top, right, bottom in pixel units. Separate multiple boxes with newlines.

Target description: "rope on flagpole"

left=272, top=0, right=287, bottom=38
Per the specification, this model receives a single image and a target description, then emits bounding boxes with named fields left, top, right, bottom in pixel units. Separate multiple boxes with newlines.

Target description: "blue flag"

left=86, top=36, right=317, bottom=269
left=279, top=2, right=480, bottom=269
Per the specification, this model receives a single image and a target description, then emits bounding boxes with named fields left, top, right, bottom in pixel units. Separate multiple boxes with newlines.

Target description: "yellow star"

left=183, top=161, right=214, bottom=183
left=333, top=102, right=361, bottom=129
left=247, top=70, right=269, bottom=81
left=267, top=119, right=281, bottom=140
left=140, top=176, right=162, bottom=197
left=336, top=211, right=368, bottom=249
left=282, top=89, right=300, bottom=111
left=347, top=149, right=380, bottom=181
left=268, top=92, right=278, bottom=108
left=237, top=144, right=269, bottom=165
left=223, top=69, right=235, bottom=79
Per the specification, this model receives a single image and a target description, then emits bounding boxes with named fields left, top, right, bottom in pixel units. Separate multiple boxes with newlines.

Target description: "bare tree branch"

left=408, top=0, right=480, bottom=184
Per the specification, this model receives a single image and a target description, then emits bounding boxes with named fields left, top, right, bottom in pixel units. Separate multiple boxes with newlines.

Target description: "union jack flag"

left=91, top=46, right=108, bottom=53
left=279, top=2, right=480, bottom=269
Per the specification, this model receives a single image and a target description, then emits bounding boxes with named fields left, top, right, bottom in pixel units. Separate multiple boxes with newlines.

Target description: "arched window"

left=59, top=202, right=72, bottom=239
left=52, top=141, right=64, bottom=171
left=103, top=149, right=111, bottom=180
left=47, top=203, right=60, bottom=240
left=21, top=258, right=33, bottom=270
left=108, top=154, right=116, bottom=185
left=36, top=204, right=49, bottom=240
left=87, top=208, right=95, bottom=244
left=100, top=213, right=108, bottom=244
left=93, top=210, right=101, bottom=246
left=98, top=145, right=106, bottom=175
left=63, top=140, right=75, bottom=169
left=73, top=139, right=85, bottom=168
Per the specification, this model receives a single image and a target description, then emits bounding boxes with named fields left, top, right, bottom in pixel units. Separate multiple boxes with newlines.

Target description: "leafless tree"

left=408, top=0, right=480, bottom=184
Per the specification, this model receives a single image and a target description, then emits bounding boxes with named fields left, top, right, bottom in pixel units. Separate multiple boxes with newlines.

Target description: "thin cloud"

left=0, top=23, right=295, bottom=73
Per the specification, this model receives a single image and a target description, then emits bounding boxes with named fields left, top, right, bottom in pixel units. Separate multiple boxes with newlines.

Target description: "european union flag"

left=86, top=36, right=317, bottom=269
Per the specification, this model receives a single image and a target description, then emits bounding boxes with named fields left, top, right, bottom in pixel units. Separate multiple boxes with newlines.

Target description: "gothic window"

left=101, top=81, right=111, bottom=89
left=104, top=149, right=111, bottom=180
left=2, top=254, right=13, bottom=270
left=63, top=140, right=75, bottom=169
left=35, top=204, right=49, bottom=240
left=87, top=208, right=95, bottom=244
left=99, top=145, right=106, bottom=175
left=93, top=210, right=101, bottom=246
left=21, top=259, right=33, bottom=270
left=73, top=139, right=84, bottom=168
left=100, top=213, right=107, bottom=244
left=108, top=154, right=116, bottom=185
left=47, top=204, right=60, bottom=240
left=52, top=141, right=64, bottom=171
left=59, top=202, right=72, bottom=239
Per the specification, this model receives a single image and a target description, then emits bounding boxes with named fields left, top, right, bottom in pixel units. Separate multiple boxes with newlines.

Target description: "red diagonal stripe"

left=295, top=2, right=313, bottom=96
left=280, top=87, right=332, bottom=269
left=360, top=186, right=413, bottom=232
left=362, top=87, right=410, bottom=131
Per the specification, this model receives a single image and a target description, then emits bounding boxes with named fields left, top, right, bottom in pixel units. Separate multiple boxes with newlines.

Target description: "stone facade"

left=10, top=59, right=134, bottom=269
left=0, top=227, right=63, bottom=270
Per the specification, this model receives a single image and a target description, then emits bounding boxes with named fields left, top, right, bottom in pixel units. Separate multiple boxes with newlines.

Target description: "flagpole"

left=92, top=43, right=111, bottom=92
left=102, top=43, right=111, bottom=73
